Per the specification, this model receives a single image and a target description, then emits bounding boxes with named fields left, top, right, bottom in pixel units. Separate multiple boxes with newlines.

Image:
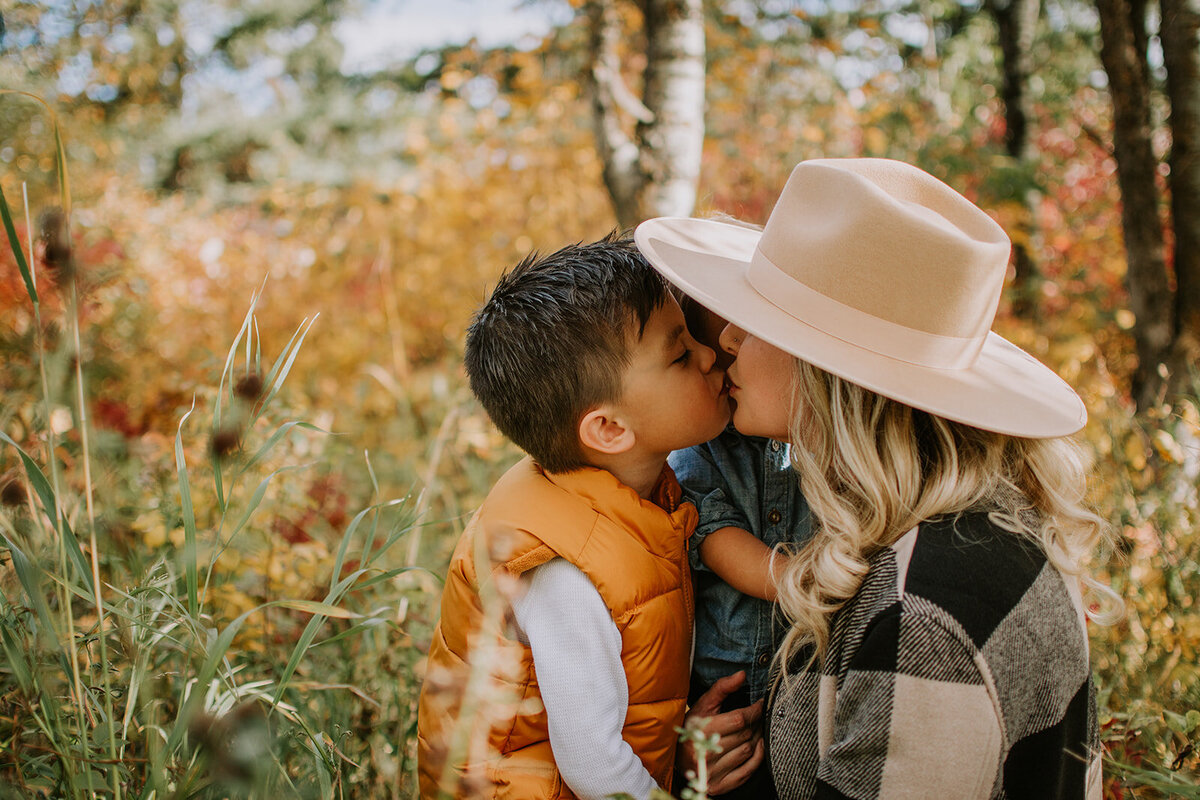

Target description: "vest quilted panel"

left=417, top=458, right=696, bottom=799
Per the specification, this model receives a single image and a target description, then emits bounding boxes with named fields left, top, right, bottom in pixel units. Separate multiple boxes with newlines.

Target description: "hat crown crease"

left=744, top=158, right=1012, bottom=369
left=745, top=248, right=985, bottom=370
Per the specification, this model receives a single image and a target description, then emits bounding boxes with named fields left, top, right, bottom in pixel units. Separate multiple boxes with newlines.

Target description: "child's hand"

left=677, top=671, right=765, bottom=794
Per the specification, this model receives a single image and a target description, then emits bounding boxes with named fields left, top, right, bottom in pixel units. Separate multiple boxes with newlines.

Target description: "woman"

left=639, top=158, right=1113, bottom=798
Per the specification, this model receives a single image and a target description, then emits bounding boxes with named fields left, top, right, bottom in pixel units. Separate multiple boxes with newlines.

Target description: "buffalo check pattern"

left=769, top=512, right=1101, bottom=800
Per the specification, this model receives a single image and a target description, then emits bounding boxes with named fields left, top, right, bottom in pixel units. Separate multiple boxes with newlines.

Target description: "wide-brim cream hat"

left=635, top=158, right=1086, bottom=437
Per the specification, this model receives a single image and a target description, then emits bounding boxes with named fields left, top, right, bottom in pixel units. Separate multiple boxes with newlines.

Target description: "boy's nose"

left=719, top=323, right=746, bottom=355
left=695, top=340, right=718, bottom=373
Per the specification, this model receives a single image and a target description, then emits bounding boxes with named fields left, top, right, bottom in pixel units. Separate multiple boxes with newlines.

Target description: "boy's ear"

left=578, top=406, right=635, bottom=456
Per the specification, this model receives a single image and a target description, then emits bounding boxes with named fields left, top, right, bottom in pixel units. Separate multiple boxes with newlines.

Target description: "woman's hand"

left=677, top=671, right=766, bottom=795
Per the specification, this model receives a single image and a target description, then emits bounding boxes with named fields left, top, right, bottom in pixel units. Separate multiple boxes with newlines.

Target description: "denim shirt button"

left=770, top=440, right=782, bottom=452
left=757, top=652, right=771, bottom=667
left=768, top=509, right=782, bottom=525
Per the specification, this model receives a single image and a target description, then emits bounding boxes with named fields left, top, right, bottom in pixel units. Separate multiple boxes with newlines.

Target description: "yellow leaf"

left=1152, top=429, right=1185, bottom=463
left=864, top=127, right=887, bottom=154
left=275, top=599, right=362, bottom=620
left=1124, top=434, right=1147, bottom=470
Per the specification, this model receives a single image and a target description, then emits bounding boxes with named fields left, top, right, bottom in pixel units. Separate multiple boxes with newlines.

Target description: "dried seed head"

left=235, top=372, right=263, bottom=401
left=1, top=478, right=24, bottom=507
left=210, top=427, right=241, bottom=458
left=38, top=207, right=74, bottom=281
left=188, top=711, right=217, bottom=744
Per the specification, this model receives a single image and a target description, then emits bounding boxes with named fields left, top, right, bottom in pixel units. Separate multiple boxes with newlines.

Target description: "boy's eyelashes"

left=672, top=348, right=692, bottom=366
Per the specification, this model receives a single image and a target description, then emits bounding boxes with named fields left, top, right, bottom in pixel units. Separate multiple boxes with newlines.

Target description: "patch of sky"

left=1045, top=0, right=1099, bottom=33
left=884, top=13, right=928, bottom=49
left=10, top=27, right=38, bottom=49
left=266, top=21, right=318, bottom=52
left=760, top=19, right=789, bottom=41
left=106, top=24, right=135, bottom=55
left=461, top=75, right=498, bottom=110
left=414, top=52, right=441, bottom=76
left=365, top=86, right=399, bottom=115
left=57, top=51, right=94, bottom=97
left=334, top=0, right=573, bottom=74
left=38, top=3, right=77, bottom=45
left=87, top=84, right=119, bottom=102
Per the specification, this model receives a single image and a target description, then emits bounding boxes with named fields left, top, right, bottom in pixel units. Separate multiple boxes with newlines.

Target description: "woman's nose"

left=719, top=323, right=746, bottom=355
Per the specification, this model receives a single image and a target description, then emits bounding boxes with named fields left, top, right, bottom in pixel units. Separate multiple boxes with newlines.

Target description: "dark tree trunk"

left=987, top=0, right=1043, bottom=317
left=1161, top=0, right=1200, bottom=390
left=1097, top=0, right=1175, bottom=408
left=587, top=0, right=706, bottom=228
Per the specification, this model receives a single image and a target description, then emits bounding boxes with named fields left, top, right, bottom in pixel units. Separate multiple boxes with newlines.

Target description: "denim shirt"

left=668, top=429, right=813, bottom=702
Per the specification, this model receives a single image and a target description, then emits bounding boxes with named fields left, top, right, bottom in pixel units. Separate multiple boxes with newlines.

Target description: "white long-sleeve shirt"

left=509, top=558, right=659, bottom=800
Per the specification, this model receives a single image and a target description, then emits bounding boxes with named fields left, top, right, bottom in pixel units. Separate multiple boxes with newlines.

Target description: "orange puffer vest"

left=416, top=457, right=696, bottom=800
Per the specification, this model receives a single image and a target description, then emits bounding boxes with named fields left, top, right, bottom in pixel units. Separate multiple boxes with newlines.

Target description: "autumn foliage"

left=1, top=4, right=1198, bottom=797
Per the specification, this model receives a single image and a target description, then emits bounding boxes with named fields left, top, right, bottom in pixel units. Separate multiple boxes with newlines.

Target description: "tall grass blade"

left=275, top=600, right=361, bottom=619
left=215, top=281, right=265, bottom=433
left=228, top=464, right=309, bottom=544
left=162, top=607, right=257, bottom=756
left=0, top=183, right=37, bottom=304
left=163, top=597, right=363, bottom=758
left=330, top=499, right=406, bottom=591
left=175, top=400, right=200, bottom=617
left=353, top=565, right=428, bottom=592
left=202, top=463, right=310, bottom=600
left=241, top=420, right=327, bottom=475
left=0, top=533, right=57, bottom=642
left=0, top=432, right=94, bottom=593
left=0, top=624, right=36, bottom=692
left=271, top=565, right=375, bottom=712
left=254, top=315, right=319, bottom=423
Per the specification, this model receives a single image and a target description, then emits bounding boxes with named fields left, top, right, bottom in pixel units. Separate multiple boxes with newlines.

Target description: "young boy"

left=416, top=233, right=731, bottom=800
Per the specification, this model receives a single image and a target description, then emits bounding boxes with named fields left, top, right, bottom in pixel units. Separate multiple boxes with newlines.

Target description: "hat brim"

left=636, top=217, right=1086, bottom=438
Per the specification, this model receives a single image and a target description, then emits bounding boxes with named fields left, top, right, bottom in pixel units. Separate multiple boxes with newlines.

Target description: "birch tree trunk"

left=587, top=0, right=706, bottom=229
left=1096, top=0, right=1175, bottom=408
left=1160, top=0, right=1200, bottom=388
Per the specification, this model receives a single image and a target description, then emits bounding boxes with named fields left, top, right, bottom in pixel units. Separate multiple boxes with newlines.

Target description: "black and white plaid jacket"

left=768, top=511, right=1100, bottom=799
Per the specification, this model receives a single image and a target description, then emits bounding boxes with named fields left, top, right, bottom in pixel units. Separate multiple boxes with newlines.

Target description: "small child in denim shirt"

left=668, top=296, right=814, bottom=706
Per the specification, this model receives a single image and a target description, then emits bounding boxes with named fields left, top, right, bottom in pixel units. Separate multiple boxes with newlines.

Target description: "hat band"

left=746, top=249, right=985, bottom=370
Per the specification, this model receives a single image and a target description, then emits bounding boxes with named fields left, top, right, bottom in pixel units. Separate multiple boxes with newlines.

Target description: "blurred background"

left=0, top=0, right=1197, bottom=797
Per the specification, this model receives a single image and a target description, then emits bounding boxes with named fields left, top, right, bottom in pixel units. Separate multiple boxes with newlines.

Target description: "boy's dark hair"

left=465, top=231, right=668, bottom=473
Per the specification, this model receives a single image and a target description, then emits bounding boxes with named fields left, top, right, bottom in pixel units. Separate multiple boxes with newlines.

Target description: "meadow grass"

left=0, top=100, right=1197, bottom=798
left=0, top=140, right=447, bottom=795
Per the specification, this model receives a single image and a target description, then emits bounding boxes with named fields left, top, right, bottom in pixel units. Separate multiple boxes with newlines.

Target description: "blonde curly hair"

left=773, top=359, right=1117, bottom=673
